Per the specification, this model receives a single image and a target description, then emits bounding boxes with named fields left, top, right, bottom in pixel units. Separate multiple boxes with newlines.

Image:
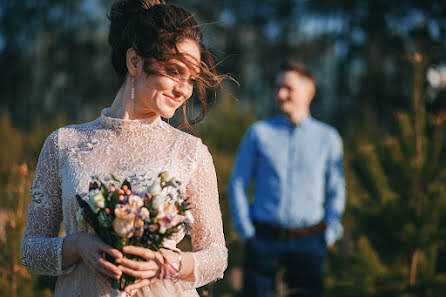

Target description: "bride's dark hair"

left=108, top=0, right=221, bottom=129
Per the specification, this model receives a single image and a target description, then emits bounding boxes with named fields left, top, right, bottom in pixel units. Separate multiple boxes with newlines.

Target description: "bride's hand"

left=63, top=232, right=123, bottom=280
left=115, top=246, right=173, bottom=292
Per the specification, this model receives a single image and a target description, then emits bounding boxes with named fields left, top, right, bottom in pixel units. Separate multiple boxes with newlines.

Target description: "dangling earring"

left=130, top=76, right=135, bottom=119
left=131, top=77, right=135, bottom=101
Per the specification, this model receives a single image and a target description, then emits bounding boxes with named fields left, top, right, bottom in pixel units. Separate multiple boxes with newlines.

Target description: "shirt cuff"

left=238, top=222, right=255, bottom=240
left=324, top=222, right=343, bottom=247
left=58, top=236, right=77, bottom=275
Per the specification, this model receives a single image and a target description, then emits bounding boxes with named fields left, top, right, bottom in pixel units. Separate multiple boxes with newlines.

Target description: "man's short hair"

left=279, top=61, right=316, bottom=85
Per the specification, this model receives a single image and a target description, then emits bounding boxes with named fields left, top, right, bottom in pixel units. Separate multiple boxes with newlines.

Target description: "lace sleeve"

left=21, top=130, right=74, bottom=276
left=179, top=140, right=228, bottom=289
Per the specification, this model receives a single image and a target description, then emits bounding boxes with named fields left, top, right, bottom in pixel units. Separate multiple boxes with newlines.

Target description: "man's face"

left=275, top=70, right=315, bottom=117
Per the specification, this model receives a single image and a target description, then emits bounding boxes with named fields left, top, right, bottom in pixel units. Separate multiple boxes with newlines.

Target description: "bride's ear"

left=126, top=48, right=143, bottom=77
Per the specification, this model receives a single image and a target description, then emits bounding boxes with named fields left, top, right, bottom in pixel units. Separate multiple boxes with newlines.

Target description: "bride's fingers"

left=84, top=250, right=120, bottom=279
left=124, top=279, right=152, bottom=292
left=85, top=255, right=117, bottom=280
left=118, top=264, right=158, bottom=279
left=101, top=244, right=123, bottom=260
left=96, top=249, right=122, bottom=274
left=97, top=256, right=122, bottom=279
left=115, top=256, right=159, bottom=270
left=122, top=246, right=157, bottom=260
left=91, top=241, right=122, bottom=277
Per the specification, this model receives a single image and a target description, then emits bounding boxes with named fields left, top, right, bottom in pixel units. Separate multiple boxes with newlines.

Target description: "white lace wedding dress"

left=21, top=108, right=228, bottom=297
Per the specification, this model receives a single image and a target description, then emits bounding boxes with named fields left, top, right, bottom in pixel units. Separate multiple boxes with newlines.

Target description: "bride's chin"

left=161, top=110, right=176, bottom=119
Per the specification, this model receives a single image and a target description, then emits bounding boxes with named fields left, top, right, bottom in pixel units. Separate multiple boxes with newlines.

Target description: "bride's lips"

left=164, top=94, right=182, bottom=106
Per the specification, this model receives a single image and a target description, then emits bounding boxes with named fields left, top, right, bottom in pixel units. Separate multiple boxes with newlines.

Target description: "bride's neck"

left=108, top=84, right=133, bottom=120
left=107, top=82, right=157, bottom=121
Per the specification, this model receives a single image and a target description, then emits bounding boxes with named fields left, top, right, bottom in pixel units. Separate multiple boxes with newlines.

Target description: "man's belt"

left=254, top=221, right=326, bottom=239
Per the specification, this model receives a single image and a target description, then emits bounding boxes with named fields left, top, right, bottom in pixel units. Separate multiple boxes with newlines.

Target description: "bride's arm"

left=21, top=130, right=73, bottom=276
left=182, top=139, right=228, bottom=288
left=21, top=130, right=123, bottom=279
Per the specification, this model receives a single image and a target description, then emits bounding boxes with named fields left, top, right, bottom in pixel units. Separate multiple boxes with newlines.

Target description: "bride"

left=21, top=0, right=227, bottom=296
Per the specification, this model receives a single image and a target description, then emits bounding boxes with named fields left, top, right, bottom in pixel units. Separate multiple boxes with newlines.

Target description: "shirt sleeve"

left=228, top=127, right=257, bottom=239
left=179, top=139, right=228, bottom=289
left=21, top=130, right=75, bottom=276
left=324, top=131, right=346, bottom=246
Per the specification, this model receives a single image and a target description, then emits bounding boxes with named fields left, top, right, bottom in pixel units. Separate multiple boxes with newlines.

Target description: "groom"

left=228, top=61, right=346, bottom=297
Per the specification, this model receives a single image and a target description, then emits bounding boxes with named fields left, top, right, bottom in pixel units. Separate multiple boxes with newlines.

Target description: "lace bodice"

left=21, top=108, right=228, bottom=297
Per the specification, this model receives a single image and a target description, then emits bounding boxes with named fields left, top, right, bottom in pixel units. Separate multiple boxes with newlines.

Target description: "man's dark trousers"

left=243, top=232, right=327, bottom=297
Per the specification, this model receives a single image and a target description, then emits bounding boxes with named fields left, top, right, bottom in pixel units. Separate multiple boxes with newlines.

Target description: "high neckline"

left=99, top=108, right=163, bottom=130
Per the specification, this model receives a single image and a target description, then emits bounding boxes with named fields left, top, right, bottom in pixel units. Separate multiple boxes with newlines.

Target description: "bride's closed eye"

left=166, top=67, right=180, bottom=77
left=188, top=77, right=197, bottom=85
left=165, top=67, right=197, bottom=87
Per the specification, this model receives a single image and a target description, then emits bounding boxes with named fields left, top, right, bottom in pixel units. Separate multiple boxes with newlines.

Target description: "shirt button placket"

left=285, top=126, right=298, bottom=227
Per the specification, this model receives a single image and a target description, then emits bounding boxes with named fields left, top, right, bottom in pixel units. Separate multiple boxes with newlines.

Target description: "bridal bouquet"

left=75, top=172, right=193, bottom=290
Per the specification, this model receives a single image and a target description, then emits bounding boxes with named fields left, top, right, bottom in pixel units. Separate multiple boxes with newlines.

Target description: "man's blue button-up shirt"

left=228, top=114, right=346, bottom=246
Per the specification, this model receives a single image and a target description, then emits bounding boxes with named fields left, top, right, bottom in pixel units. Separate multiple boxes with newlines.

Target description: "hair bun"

left=108, top=0, right=164, bottom=50
left=108, top=0, right=164, bottom=23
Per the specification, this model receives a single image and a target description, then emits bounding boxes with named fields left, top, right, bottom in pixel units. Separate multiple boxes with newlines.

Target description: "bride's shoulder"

left=46, top=118, right=100, bottom=149
left=167, top=125, right=208, bottom=154
left=61, top=118, right=99, bottom=131
left=60, top=117, right=100, bottom=133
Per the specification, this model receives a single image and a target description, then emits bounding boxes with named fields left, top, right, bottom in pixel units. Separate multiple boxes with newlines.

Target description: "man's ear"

left=126, top=48, right=143, bottom=77
left=307, top=80, right=316, bottom=103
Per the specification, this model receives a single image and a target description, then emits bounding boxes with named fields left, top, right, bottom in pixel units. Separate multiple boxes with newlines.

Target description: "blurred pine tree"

left=326, top=53, right=446, bottom=297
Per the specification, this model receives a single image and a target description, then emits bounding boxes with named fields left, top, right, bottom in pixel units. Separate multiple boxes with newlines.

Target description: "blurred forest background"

left=1, top=0, right=446, bottom=296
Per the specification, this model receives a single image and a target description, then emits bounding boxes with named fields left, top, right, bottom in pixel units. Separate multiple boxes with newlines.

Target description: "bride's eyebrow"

left=175, top=63, right=201, bottom=78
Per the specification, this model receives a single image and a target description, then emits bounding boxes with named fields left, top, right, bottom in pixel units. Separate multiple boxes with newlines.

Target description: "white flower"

left=140, top=207, right=150, bottom=219
left=147, top=177, right=162, bottom=196
left=112, top=196, right=147, bottom=238
left=89, top=189, right=100, bottom=199
left=170, top=214, right=185, bottom=227
left=129, top=195, right=144, bottom=209
left=185, top=210, right=194, bottom=224
left=152, top=194, right=167, bottom=212
left=93, top=192, right=105, bottom=209
left=113, top=205, right=135, bottom=238
left=134, top=207, right=150, bottom=237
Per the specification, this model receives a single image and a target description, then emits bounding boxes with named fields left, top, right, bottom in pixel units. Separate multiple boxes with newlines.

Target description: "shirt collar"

left=277, top=113, right=311, bottom=128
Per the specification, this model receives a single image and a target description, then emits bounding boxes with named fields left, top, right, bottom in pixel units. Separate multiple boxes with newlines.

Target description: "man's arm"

left=324, top=131, right=346, bottom=246
left=228, top=127, right=258, bottom=240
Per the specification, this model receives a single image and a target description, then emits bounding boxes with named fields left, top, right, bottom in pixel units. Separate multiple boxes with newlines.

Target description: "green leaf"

left=110, top=173, right=121, bottom=182
left=109, top=191, right=120, bottom=210
left=100, top=182, right=109, bottom=198
left=159, top=171, right=168, bottom=183
left=121, top=179, right=132, bottom=191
